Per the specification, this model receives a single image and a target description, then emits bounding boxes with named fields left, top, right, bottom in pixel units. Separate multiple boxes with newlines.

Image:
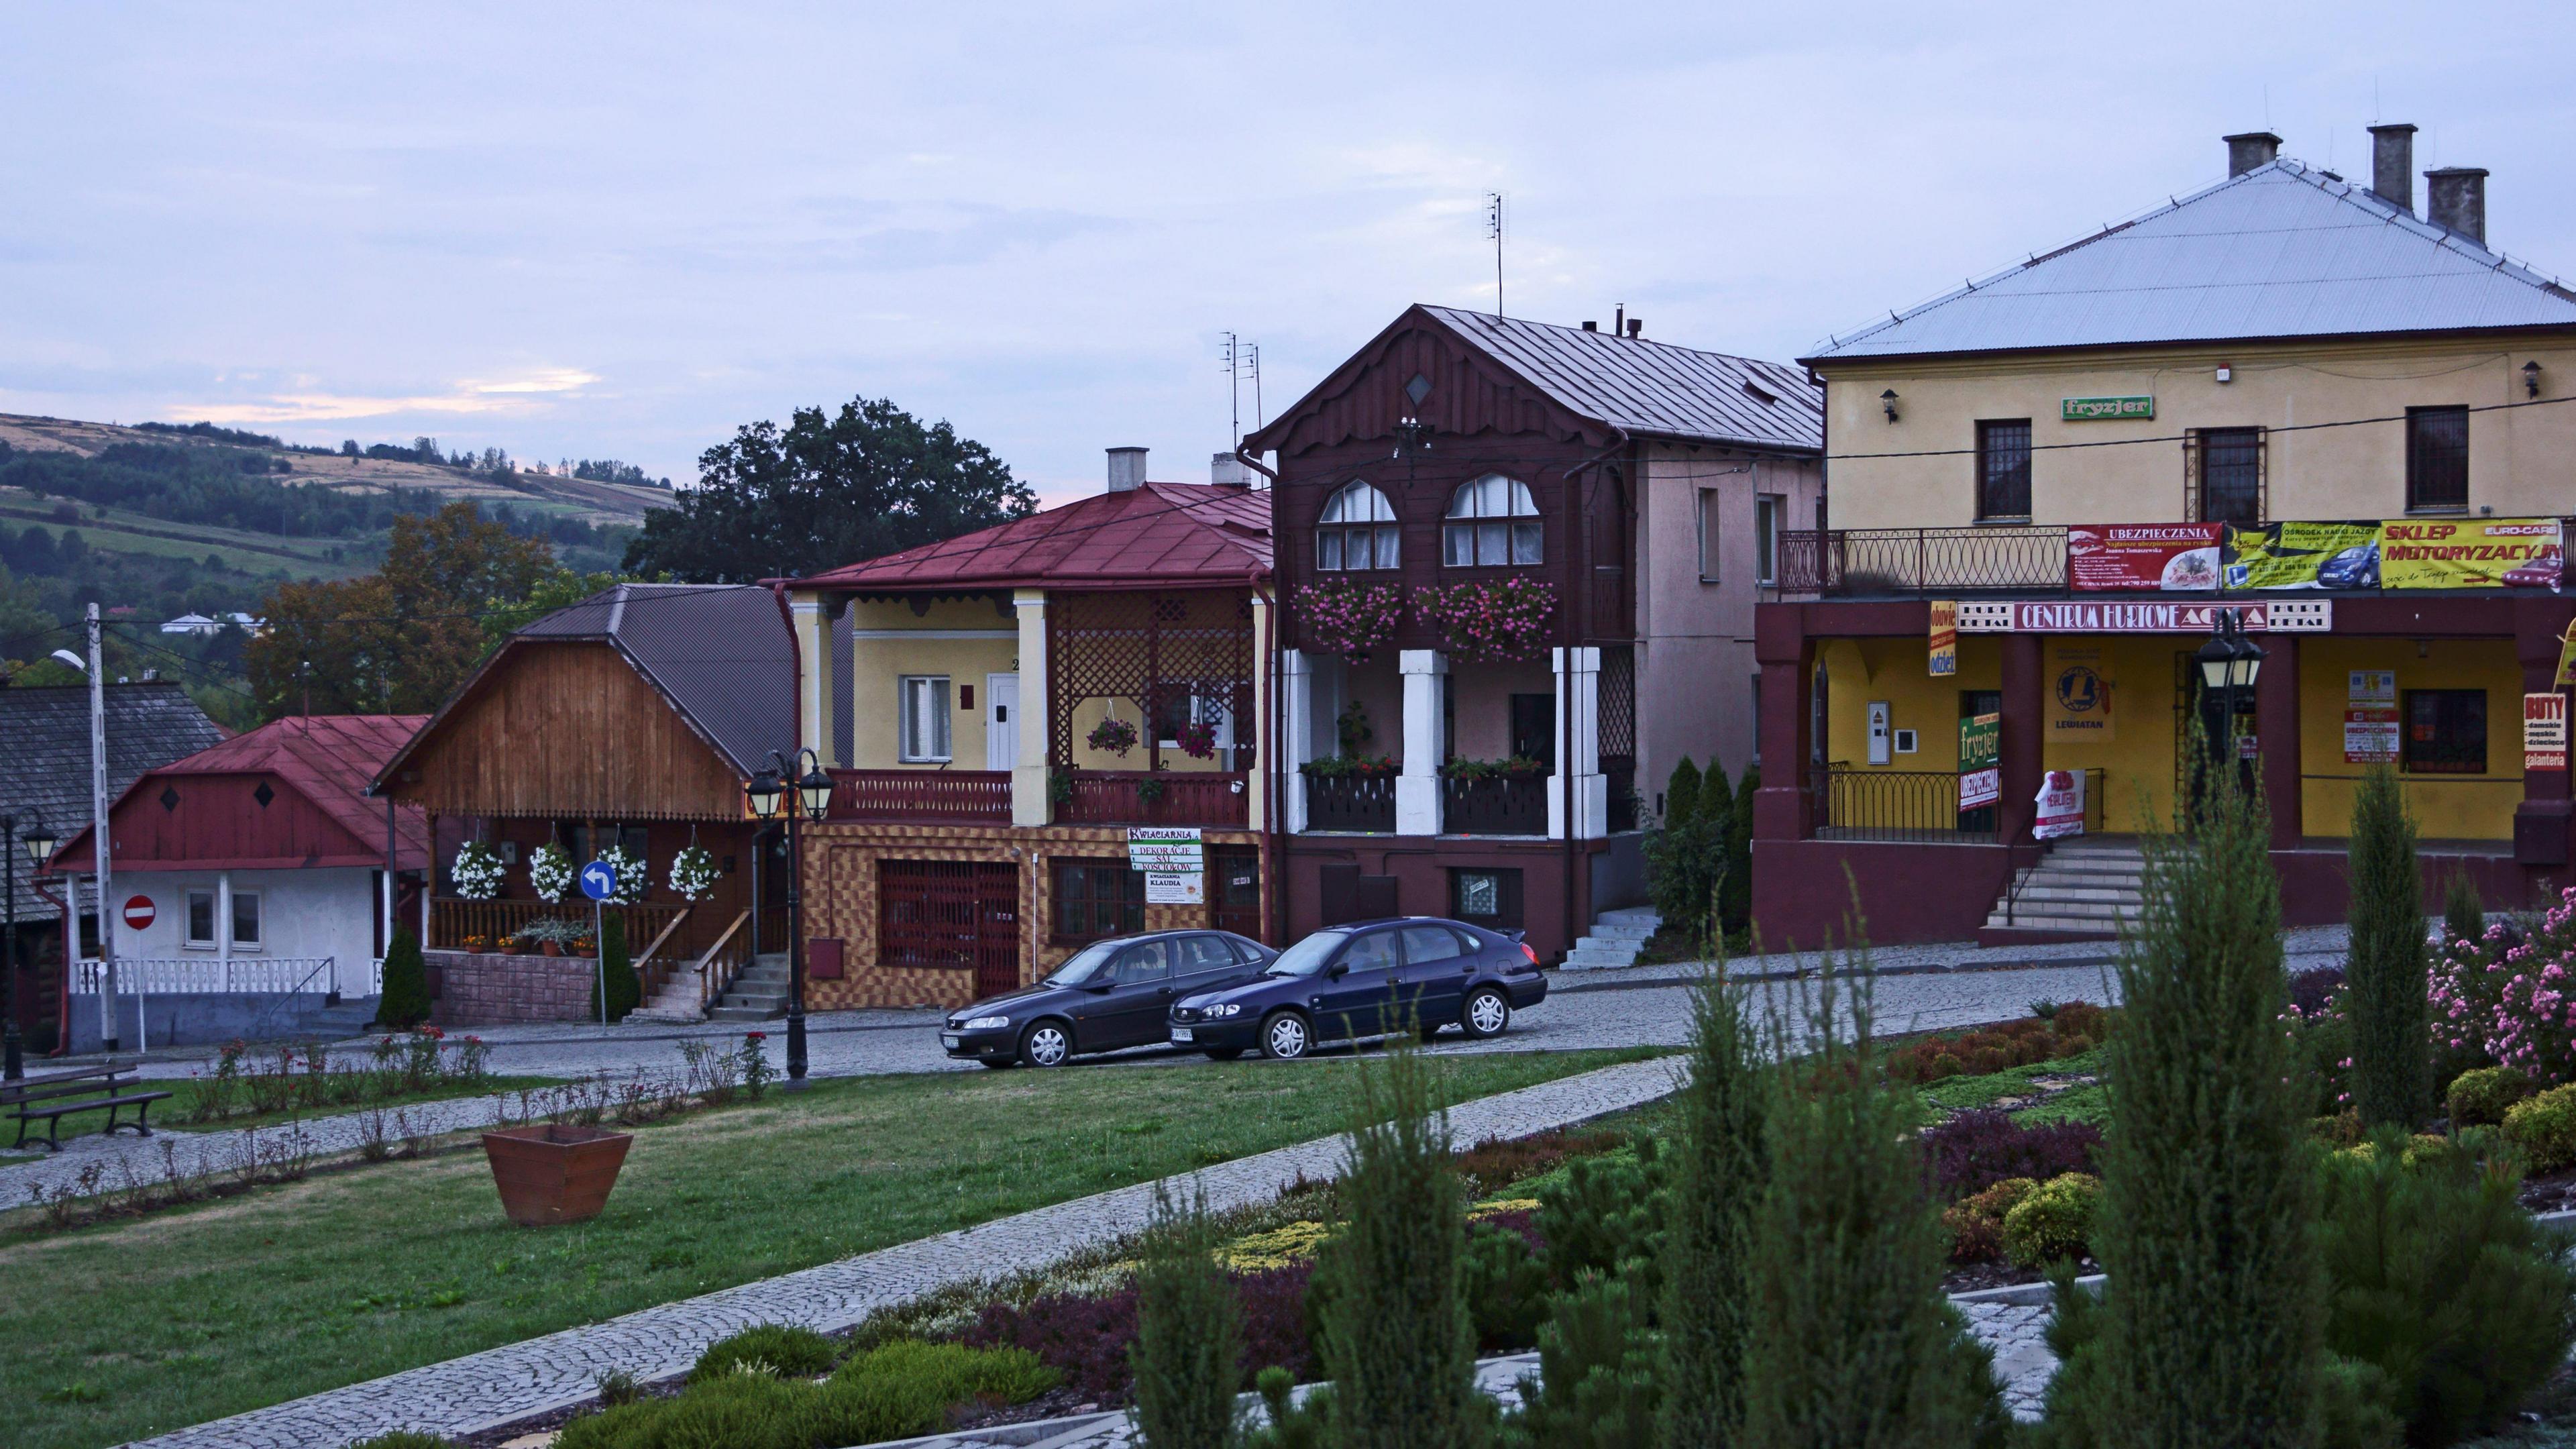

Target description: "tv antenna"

left=1222, top=333, right=1265, bottom=445
left=1485, top=193, right=1506, bottom=317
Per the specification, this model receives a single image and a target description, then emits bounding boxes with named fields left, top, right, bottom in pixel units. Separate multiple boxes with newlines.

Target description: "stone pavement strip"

left=129, top=1057, right=1686, bottom=1449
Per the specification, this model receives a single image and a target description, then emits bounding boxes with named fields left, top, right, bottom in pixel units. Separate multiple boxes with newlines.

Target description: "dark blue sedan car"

left=1167, top=917, right=1547, bottom=1060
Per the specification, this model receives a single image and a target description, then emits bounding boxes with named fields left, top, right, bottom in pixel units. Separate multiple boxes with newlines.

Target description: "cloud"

left=172, top=367, right=600, bottom=425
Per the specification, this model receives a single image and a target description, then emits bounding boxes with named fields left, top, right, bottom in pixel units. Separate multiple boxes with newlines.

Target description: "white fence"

left=75, top=956, right=341, bottom=996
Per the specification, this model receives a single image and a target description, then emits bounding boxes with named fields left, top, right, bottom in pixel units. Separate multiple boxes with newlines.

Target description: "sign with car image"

left=2068, top=523, right=2222, bottom=592
left=2224, top=521, right=2381, bottom=590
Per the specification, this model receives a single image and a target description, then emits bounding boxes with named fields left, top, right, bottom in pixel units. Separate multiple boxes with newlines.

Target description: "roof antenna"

left=1248, top=343, right=1265, bottom=431
left=1220, top=331, right=1242, bottom=449
left=1485, top=193, right=1505, bottom=318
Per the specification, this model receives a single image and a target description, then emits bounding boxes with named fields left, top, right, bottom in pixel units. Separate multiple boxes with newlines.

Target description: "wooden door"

left=973, top=863, right=1020, bottom=998
left=1208, top=848, right=1260, bottom=938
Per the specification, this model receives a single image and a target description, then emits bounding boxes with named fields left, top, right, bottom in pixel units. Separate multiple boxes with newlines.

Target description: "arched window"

left=1443, top=474, right=1542, bottom=566
left=1316, top=480, right=1399, bottom=571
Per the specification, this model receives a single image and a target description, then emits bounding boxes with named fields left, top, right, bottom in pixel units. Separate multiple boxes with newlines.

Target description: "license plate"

left=1170, top=1027, right=1193, bottom=1042
left=941, top=1034, right=961, bottom=1049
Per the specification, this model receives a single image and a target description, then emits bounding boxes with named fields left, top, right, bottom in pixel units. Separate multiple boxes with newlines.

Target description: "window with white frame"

left=1316, top=480, right=1400, bottom=571
left=232, top=892, right=262, bottom=948
left=1442, top=474, right=1542, bottom=567
left=1697, top=490, right=1721, bottom=582
left=899, top=676, right=953, bottom=761
left=1755, top=494, right=1782, bottom=586
left=187, top=888, right=262, bottom=949
left=186, top=890, right=216, bottom=947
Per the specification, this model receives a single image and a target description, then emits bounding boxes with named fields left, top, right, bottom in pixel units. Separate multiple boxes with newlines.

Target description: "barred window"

left=2407, top=406, right=2469, bottom=513
left=1976, top=420, right=2032, bottom=520
left=1052, top=858, right=1144, bottom=942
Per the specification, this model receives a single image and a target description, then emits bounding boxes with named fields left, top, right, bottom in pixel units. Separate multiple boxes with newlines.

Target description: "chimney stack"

left=2224, top=131, right=2282, bottom=177
left=2426, top=166, right=2490, bottom=246
left=2367, top=123, right=2417, bottom=213
left=1210, top=451, right=1250, bottom=487
left=1106, top=446, right=1148, bottom=492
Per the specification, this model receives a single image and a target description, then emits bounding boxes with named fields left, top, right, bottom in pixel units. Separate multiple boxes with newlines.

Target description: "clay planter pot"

left=540, top=940, right=564, bottom=957
left=482, top=1124, right=633, bottom=1226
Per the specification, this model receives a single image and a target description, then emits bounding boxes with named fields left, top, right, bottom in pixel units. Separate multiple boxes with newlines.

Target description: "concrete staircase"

left=1560, top=906, right=1662, bottom=971
left=627, top=969, right=707, bottom=1025
left=295, top=996, right=382, bottom=1039
left=1980, top=837, right=2145, bottom=942
left=705, top=952, right=792, bottom=1022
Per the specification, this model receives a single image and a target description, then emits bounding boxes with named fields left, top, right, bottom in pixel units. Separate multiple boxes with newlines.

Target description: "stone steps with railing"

left=1982, top=839, right=2148, bottom=938
left=705, top=953, right=793, bottom=1022
left=1560, top=906, right=1663, bottom=970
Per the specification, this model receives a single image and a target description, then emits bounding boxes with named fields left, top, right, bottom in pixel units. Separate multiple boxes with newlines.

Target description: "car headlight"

left=961, top=1015, right=1011, bottom=1030
left=1203, top=1003, right=1243, bottom=1018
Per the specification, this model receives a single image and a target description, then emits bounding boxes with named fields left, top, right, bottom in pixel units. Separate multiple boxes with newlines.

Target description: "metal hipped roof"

left=0, top=683, right=227, bottom=918
left=511, top=583, right=798, bottom=780
left=1805, top=160, right=2576, bottom=366
left=1415, top=306, right=1822, bottom=452
left=51, top=714, right=433, bottom=872
left=792, top=481, right=1271, bottom=593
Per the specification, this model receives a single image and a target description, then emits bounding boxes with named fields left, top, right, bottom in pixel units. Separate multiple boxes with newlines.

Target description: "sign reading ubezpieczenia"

left=1127, top=826, right=1203, bottom=872
left=2033, top=769, right=2087, bottom=840
left=2068, top=523, right=2222, bottom=592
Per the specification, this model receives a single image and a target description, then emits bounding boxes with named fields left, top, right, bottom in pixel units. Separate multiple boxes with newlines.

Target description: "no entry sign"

left=122, top=895, right=155, bottom=931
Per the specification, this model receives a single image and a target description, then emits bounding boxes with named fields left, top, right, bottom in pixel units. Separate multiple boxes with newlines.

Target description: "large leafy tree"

left=622, top=396, right=1036, bottom=582
left=246, top=502, right=553, bottom=716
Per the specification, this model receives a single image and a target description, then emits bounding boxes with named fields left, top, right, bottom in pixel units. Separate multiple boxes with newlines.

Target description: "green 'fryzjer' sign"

left=1959, top=713, right=2000, bottom=771
left=2061, top=395, right=2155, bottom=422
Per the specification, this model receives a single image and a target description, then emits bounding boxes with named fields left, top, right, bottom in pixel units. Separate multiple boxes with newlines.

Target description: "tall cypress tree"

left=1660, top=961, right=1769, bottom=1448
left=376, top=924, right=430, bottom=1028
left=598, top=914, right=639, bottom=1023
left=1720, top=763, right=1760, bottom=940
left=2347, top=764, right=2428, bottom=1128
left=1130, top=1184, right=1242, bottom=1448
left=1666, top=757, right=1704, bottom=831
left=2094, top=749, right=2322, bottom=1446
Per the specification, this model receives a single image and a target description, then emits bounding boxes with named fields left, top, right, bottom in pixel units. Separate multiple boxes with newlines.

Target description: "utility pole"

left=1487, top=193, right=1505, bottom=317
left=88, top=603, right=121, bottom=1055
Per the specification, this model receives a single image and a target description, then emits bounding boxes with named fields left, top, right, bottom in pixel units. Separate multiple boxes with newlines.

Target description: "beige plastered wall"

left=843, top=597, right=1020, bottom=769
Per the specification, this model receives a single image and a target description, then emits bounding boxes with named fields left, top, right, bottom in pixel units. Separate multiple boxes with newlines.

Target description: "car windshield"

left=1042, top=940, right=1122, bottom=987
left=1265, top=931, right=1348, bottom=978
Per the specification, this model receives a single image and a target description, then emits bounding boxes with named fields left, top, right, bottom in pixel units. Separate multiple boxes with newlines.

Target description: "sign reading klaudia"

left=2068, top=523, right=2222, bottom=592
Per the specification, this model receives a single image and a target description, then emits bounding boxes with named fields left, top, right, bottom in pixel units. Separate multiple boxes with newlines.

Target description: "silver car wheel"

left=1464, top=989, right=1510, bottom=1037
left=1021, top=1022, right=1071, bottom=1067
left=1264, top=1012, right=1311, bottom=1060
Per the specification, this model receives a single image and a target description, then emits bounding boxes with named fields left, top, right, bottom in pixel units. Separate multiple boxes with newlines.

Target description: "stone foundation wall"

left=430, top=950, right=597, bottom=1026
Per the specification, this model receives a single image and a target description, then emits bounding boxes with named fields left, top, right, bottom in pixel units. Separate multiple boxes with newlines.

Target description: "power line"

left=1829, top=385, right=2576, bottom=462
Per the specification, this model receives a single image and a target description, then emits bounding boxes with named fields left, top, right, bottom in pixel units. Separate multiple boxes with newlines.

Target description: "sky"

left=4, top=2, right=2571, bottom=508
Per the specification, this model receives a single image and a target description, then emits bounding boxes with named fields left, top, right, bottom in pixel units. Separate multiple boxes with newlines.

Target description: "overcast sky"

left=5, top=3, right=2568, bottom=506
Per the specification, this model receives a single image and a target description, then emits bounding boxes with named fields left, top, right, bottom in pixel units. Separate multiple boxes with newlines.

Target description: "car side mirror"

left=1326, top=962, right=1350, bottom=980
left=1085, top=980, right=1117, bottom=994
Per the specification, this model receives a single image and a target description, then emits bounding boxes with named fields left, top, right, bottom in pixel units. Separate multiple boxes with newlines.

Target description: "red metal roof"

left=791, top=482, right=1271, bottom=592
left=52, top=715, right=431, bottom=872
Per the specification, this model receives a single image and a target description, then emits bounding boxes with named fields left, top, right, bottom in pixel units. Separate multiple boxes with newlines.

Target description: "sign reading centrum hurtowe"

left=1962, top=600, right=2334, bottom=633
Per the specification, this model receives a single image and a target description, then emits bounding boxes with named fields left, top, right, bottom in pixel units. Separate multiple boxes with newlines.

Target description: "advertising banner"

left=2224, top=521, right=2381, bottom=590
left=1126, top=826, right=1203, bottom=872
left=2045, top=646, right=2114, bottom=742
left=1144, top=871, right=1205, bottom=905
left=2068, top=523, right=2223, bottom=592
left=2033, top=769, right=2088, bottom=840
left=2560, top=625, right=2576, bottom=691
left=2381, top=518, right=2564, bottom=590
left=2345, top=710, right=2400, bottom=764
left=2002, top=599, right=2326, bottom=633
left=2527, top=693, right=2569, bottom=773
left=1928, top=600, right=1957, bottom=677
left=1957, top=712, right=2000, bottom=811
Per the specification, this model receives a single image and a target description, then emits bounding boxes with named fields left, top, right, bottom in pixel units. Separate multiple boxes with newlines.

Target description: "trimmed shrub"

left=1941, top=1178, right=2037, bottom=1265
left=1660, top=963, right=1769, bottom=1449
left=690, top=1322, right=837, bottom=1383
left=562, top=1340, right=1054, bottom=1449
left=2504, top=1084, right=2576, bottom=1173
left=961, top=1263, right=1319, bottom=1406
left=599, top=913, right=639, bottom=1024
left=1921, top=1110, right=2102, bottom=1199
left=1886, top=1003, right=2110, bottom=1084
left=2290, top=966, right=2347, bottom=1018
left=1128, top=1187, right=1242, bottom=1448
left=1503, top=1269, right=1661, bottom=1449
left=376, top=925, right=430, bottom=1029
left=835, top=1338, right=1056, bottom=1411
left=1460, top=1220, right=1552, bottom=1352
left=1665, top=755, right=1703, bottom=830
left=1647, top=755, right=1727, bottom=941
left=2000, top=1173, right=2100, bottom=1269
left=2347, top=764, right=2430, bottom=1127
left=2447, top=1065, right=2534, bottom=1128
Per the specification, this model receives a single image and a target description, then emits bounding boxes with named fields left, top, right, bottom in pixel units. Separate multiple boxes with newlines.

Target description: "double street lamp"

left=745, top=750, right=834, bottom=1088
left=3, top=814, right=61, bottom=1081
left=2194, top=608, right=2269, bottom=785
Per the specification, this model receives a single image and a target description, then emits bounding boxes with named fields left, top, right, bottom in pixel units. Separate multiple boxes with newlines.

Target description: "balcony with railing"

left=1777, top=527, right=2070, bottom=596
left=828, top=769, right=1014, bottom=823
left=1442, top=775, right=1547, bottom=836
left=1303, top=771, right=1396, bottom=833
left=1058, top=770, right=1251, bottom=826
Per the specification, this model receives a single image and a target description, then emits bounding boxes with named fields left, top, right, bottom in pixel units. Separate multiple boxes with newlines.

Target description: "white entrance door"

left=986, top=674, right=1019, bottom=770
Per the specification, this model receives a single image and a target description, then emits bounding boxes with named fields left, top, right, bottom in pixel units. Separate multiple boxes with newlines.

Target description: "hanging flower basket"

left=668, top=844, right=718, bottom=902
left=527, top=843, right=574, bottom=902
left=1175, top=718, right=1219, bottom=759
left=1414, top=577, right=1557, bottom=663
left=451, top=841, right=504, bottom=901
left=1294, top=578, right=1405, bottom=661
left=595, top=843, right=647, bottom=904
left=1087, top=716, right=1140, bottom=757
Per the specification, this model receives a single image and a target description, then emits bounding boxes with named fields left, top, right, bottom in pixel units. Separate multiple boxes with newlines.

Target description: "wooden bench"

left=4, top=1065, right=174, bottom=1151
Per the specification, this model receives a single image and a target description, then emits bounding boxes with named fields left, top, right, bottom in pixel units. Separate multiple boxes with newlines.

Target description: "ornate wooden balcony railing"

left=827, top=769, right=1014, bottom=823
left=1442, top=775, right=1547, bottom=836
left=1303, top=773, right=1396, bottom=833
left=1059, top=771, right=1250, bottom=827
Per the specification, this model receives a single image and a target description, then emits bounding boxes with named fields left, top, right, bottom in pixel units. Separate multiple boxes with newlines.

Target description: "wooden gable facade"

left=87, top=773, right=387, bottom=872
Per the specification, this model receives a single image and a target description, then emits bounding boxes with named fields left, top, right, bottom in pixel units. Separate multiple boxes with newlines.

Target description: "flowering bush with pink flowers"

left=1413, top=576, right=1556, bottom=663
left=1294, top=578, right=1405, bottom=661
left=2430, top=891, right=2575, bottom=1083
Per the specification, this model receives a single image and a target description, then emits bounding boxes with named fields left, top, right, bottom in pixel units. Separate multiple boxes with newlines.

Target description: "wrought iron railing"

left=828, top=768, right=1013, bottom=822
left=1443, top=775, right=1547, bottom=836
left=1304, top=772, right=1396, bottom=833
left=1809, top=765, right=1998, bottom=843
left=1776, top=527, right=2070, bottom=595
left=1059, top=771, right=1250, bottom=827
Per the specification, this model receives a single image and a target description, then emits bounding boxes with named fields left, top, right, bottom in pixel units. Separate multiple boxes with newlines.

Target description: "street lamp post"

left=3, top=813, right=60, bottom=1081
left=2193, top=608, right=2268, bottom=796
left=746, top=749, right=835, bottom=1089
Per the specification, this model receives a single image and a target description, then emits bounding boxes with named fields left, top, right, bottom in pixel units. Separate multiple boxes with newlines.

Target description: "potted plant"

left=1087, top=716, right=1140, bottom=757
left=1138, top=775, right=1169, bottom=804
left=482, top=1123, right=635, bottom=1226
left=1175, top=718, right=1219, bottom=759
left=595, top=842, right=647, bottom=904
left=512, top=918, right=587, bottom=957
left=1294, top=578, right=1405, bottom=661
left=1413, top=576, right=1558, bottom=663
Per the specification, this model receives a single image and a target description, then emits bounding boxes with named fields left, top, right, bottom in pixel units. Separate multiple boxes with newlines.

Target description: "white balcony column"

left=1279, top=648, right=1314, bottom=833
left=217, top=869, right=233, bottom=992
left=1550, top=646, right=1606, bottom=840
left=1011, top=589, right=1052, bottom=826
left=1396, top=649, right=1447, bottom=836
left=789, top=594, right=841, bottom=768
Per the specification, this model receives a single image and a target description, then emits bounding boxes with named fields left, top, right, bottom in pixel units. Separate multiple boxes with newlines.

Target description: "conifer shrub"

left=599, top=913, right=639, bottom=1023
left=2000, top=1173, right=2100, bottom=1269
left=1460, top=1219, right=1554, bottom=1352
left=2347, top=763, right=2429, bottom=1127
left=376, top=924, right=431, bottom=1028
left=1129, top=1185, right=1242, bottom=1449
left=2446, top=1065, right=2534, bottom=1128
left=1721, top=762, right=1758, bottom=940
left=1646, top=756, right=1725, bottom=934
left=1659, top=963, right=1768, bottom=1449
left=690, top=1322, right=838, bottom=1382
left=1535, top=1138, right=1666, bottom=1290
left=2504, top=1085, right=2576, bottom=1173
left=2089, top=752, right=2325, bottom=1445
left=1501, top=1269, right=1662, bottom=1449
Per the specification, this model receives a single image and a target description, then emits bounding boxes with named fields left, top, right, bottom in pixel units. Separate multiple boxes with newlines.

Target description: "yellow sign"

left=2558, top=624, right=2576, bottom=691
left=2045, top=646, right=2114, bottom=743
left=1929, top=600, right=1957, bottom=677
left=2380, top=517, right=2564, bottom=590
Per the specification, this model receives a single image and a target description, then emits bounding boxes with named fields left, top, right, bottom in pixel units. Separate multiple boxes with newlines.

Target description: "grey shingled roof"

left=1416, top=305, right=1823, bottom=452
left=5, top=683, right=227, bottom=920
left=1805, top=160, right=2576, bottom=365
left=515, top=584, right=797, bottom=779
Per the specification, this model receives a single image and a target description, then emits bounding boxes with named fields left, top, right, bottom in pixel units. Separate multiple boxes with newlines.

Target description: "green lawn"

left=1914, top=1046, right=2108, bottom=1126
left=0, top=1049, right=1658, bottom=1449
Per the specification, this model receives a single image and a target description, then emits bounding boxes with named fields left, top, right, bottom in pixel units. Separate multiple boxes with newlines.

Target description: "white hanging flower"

left=450, top=841, right=504, bottom=901
left=595, top=843, right=648, bottom=904
left=528, top=843, right=574, bottom=902
left=669, top=844, right=719, bottom=902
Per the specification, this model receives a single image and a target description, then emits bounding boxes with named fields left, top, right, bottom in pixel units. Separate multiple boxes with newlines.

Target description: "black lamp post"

left=746, top=749, right=834, bottom=1088
left=3, top=813, right=59, bottom=1081
left=2193, top=608, right=2267, bottom=782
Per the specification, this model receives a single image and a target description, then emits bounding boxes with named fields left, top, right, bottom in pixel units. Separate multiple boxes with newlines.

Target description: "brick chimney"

left=2367, top=123, right=2416, bottom=213
left=1106, top=446, right=1148, bottom=493
left=2224, top=131, right=2282, bottom=177
left=2426, top=166, right=2489, bottom=246
left=1210, top=451, right=1250, bottom=487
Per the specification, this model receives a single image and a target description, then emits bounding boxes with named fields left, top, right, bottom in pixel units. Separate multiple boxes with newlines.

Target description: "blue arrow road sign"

left=580, top=859, right=617, bottom=902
